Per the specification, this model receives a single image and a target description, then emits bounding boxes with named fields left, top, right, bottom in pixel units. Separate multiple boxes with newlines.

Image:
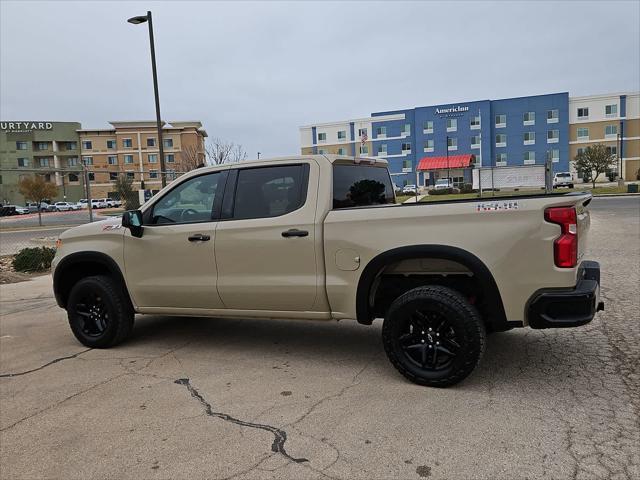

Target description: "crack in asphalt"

left=0, top=348, right=92, bottom=378
left=174, top=378, right=308, bottom=464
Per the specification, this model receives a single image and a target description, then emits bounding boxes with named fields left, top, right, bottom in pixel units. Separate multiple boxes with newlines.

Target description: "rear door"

left=214, top=162, right=319, bottom=311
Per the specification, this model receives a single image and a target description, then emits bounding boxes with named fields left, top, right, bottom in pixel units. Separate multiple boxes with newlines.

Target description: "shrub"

left=460, top=183, right=474, bottom=194
left=427, top=187, right=461, bottom=195
left=12, top=247, right=56, bottom=272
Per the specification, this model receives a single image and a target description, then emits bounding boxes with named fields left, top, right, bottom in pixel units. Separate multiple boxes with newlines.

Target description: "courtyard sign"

left=1, top=122, right=53, bottom=133
left=435, top=105, right=469, bottom=115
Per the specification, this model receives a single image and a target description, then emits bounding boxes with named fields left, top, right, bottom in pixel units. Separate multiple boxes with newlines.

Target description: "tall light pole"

left=128, top=11, right=167, bottom=188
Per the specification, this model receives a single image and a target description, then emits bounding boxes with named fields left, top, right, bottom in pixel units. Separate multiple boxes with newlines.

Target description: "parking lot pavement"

left=1, top=197, right=638, bottom=479
left=0, top=210, right=107, bottom=229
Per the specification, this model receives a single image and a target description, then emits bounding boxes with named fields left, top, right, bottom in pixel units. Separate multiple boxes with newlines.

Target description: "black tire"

left=66, top=275, right=134, bottom=348
left=382, top=285, right=486, bottom=387
left=569, top=184, right=574, bottom=189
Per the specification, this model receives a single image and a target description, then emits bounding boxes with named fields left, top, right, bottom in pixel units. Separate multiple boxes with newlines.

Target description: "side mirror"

left=122, top=210, right=144, bottom=238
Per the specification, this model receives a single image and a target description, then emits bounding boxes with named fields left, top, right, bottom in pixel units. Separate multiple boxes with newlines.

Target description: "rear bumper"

left=527, top=261, right=604, bottom=329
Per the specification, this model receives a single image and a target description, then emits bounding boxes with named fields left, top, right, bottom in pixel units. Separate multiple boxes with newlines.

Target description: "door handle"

left=281, top=229, right=309, bottom=238
left=188, top=233, right=210, bottom=242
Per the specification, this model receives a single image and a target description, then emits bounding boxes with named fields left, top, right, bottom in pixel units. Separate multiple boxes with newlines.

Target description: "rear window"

left=333, top=164, right=395, bottom=209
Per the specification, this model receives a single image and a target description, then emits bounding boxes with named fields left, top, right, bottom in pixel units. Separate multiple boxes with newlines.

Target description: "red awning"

left=417, top=154, right=475, bottom=171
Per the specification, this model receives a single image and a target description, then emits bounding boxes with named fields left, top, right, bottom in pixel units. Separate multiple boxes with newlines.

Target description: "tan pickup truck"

left=52, top=155, right=603, bottom=387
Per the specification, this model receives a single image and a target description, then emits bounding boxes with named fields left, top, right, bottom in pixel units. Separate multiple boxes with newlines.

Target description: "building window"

left=446, top=118, right=457, bottom=132
left=36, top=142, right=49, bottom=150
left=109, top=172, right=118, bottom=181
left=547, top=109, right=559, bottom=123
left=106, top=140, right=116, bottom=149
left=401, top=124, right=411, bottom=135
left=148, top=154, right=158, bottom=163
left=423, top=120, right=433, bottom=133
left=38, top=158, right=50, bottom=167
left=88, top=172, right=95, bottom=182
left=378, top=144, right=387, bottom=155
left=550, top=149, right=560, bottom=163
left=524, top=132, right=536, bottom=145
left=358, top=128, right=368, bottom=138
left=66, top=141, right=77, bottom=150
left=16, top=141, right=27, bottom=150
left=495, top=114, right=506, bottom=128
left=124, top=154, right=134, bottom=164
left=17, top=158, right=29, bottom=167
left=470, top=115, right=481, bottom=129
left=123, top=138, right=133, bottom=148
left=149, top=170, right=159, bottom=179
left=402, top=159, right=412, bottom=171
left=147, top=137, right=156, bottom=147
left=523, top=151, right=536, bottom=164
left=318, top=132, right=327, bottom=142
left=82, top=140, right=92, bottom=150
left=376, top=126, right=387, bottom=137
left=165, top=154, right=175, bottom=163
left=577, top=107, right=589, bottom=119
left=68, top=173, right=79, bottom=182
left=576, top=147, right=585, bottom=157
left=605, top=145, right=617, bottom=156
left=67, top=157, right=78, bottom=167
left=337, top=147, right=346, bottom=155
left=401, top=142, right=411, bottom=153
left=523, top=112, right=535, bottom=125
left=424, top=139, right=434, bottom=152
left=126, top=172, right=135, bottom=180
left=577, top=127, right=589, bottom=140
left=447, top=137, right=457, bottom=151
left=337, top=130, right=346, bottom=140
left=318, top=148, right=326, bottom=154
left=359, top=145, right=369, bottom=155
left=495, top=134, right=507, bottom=147
left=107, top=156, right=117, bottom=165
left=547, top=129, right=559, bottom=143
left=605, top=104, right=618, bottom=117
left=496, top=153, right=507, bottom=166
left=163, top=138, right=173, bottom=148
left=82, top=156, right=93, bottom=165
left=471, top=135, right=481, bottom=148
left=605, top=125, right=618, bottom=138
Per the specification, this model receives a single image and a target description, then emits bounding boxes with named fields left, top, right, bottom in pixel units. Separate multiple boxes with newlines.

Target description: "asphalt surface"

left=0, top=209, right=105, bottom=229
left=0, top=196, right=638, bottom=479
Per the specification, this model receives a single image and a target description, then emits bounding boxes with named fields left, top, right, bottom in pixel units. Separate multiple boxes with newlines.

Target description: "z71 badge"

left=102, top=224, right=122, bottom=231
left=475, top=200, right=520, bottom=212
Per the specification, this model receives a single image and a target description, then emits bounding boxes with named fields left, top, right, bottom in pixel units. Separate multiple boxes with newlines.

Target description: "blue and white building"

left=300, top=92, right=570, bottom=187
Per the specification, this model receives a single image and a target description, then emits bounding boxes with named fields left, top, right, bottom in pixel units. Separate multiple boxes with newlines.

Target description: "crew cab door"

left=214, top=162, right=319, bottom=311
left=124, top=171, right=227, bottom=310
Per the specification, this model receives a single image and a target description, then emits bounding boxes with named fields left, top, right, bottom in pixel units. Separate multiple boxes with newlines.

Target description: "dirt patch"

left=0, top=255, right=49, bottom=284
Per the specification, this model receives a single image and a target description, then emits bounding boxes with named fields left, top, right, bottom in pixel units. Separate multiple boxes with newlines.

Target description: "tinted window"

left=333, top=164, right=394, bottom=209
left=151, top=172, right=221, bottom=224
left=233, top=165, right=307, bottom=220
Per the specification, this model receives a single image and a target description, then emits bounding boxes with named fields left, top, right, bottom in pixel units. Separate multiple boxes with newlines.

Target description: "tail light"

left=545, top=206, right=578, bottom=268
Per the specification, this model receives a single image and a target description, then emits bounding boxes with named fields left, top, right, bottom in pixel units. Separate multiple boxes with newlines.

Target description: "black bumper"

left=527, top=261, right=604, bottom=329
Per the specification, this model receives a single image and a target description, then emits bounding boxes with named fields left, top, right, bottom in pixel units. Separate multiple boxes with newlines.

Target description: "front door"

left=124, top=171, right=226, bottom=310
left=215, top=162, right=319, bottom=311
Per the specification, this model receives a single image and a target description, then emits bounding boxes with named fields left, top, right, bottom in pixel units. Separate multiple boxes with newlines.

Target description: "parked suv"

left=553, top=172, right=574, bottom=189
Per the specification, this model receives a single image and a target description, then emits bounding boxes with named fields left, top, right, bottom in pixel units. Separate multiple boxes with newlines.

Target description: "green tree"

left=18, top=175, right=58, bottom=226
left=114, top=174, right=139, bottom=210
left=572, top=144, right=616, bottom=189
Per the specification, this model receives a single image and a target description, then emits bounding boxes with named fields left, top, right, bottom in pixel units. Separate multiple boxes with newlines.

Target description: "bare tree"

left=205, top=138, right=248, bottom=165
left=18, top=175, right=58, bottom=226
left=179, top=145, right=206, bottom=171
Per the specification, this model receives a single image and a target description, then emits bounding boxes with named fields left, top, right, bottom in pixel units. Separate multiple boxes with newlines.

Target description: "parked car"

left=434, top=179, right=453, bottom=190
left=26, top=201, right=52, bottom=212
left=402, top=184, right=417, bottom=194
left=53, top=202, right=79, bottom=212
left=0, top=205, right=17, bottom=216
left=91, top=199, right=108, bottom=209
left=53, top=154, right=603, bottom=388
left=103, top=198, right=122, bottom=208
left=78, top=199, right=89, bottom=209
left=553, top=172, right=574, bottom=189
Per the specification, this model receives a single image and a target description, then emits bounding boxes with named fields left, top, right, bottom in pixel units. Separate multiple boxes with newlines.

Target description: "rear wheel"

left=67, top=275, right=134, bottom=348
left=382, top=286, right=486, bottom=387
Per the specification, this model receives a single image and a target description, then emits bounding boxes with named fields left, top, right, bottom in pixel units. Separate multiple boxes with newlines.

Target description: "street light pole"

left=446, top=135, right=450, bottom=184
left=128, top=11, right=166, bottom=188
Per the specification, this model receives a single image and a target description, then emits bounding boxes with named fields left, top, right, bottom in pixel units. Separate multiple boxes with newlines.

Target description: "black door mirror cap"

left=122, top=210, right=144, bottom=238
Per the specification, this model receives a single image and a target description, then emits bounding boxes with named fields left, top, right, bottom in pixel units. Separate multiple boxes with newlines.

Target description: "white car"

left=54, top=202, right=78, bottom=212
left=78, top=199, right=89, bottom=209
left=91, top=199, right=108, bottom=209
left=434, top=179, right=453, bottom=190
left=104, top=198, right=122, bottom=208
left=402, top=184, right=417, bottom=194
left=13, top=205, right=30, bottom=215
left=553, top=172, right=574, bottom=189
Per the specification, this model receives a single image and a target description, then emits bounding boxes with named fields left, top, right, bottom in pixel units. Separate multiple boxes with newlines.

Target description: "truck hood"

left=59, top=216, right=124, bottom=240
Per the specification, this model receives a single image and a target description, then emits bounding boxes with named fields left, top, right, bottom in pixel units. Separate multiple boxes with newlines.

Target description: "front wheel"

left=67, top=275, right=134, bottom=348
left=382, top=286, right=486, bottom=387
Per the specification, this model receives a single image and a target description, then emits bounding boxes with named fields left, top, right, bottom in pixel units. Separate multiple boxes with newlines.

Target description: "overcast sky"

left=1, top=0, right=639, bottom=158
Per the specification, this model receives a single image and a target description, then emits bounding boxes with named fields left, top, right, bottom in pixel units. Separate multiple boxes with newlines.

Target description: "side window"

left=233, top=165, right=307, bottom=220
left=151, top=172, right=221, bottom=224
left=333, top=164, right=395, bottom=209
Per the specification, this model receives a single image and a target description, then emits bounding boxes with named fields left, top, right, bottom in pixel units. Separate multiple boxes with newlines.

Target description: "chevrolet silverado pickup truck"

left=52, top=155, right=603, bottom=387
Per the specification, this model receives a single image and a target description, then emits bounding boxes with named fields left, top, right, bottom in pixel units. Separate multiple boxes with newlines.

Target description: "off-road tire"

left=382, top=285, right=486, bottom=387
left=67, top=275, right=134, bottom=348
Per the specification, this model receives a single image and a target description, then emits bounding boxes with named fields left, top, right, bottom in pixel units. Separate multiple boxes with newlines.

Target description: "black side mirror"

left=122, top=210, right=144, bottom=238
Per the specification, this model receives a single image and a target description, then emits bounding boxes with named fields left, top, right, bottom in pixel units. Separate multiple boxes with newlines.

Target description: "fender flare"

left=355, top=245, right=507, bottom=328
left=53, top=251, right=129, bottom=309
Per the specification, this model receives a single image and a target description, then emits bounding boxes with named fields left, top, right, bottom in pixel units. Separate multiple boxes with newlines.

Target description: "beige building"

left=77, top=121, right=207, bottom=197
left=569, top=92, right=639, bottom=181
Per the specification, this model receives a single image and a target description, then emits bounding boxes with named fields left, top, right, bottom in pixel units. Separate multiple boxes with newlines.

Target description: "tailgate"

left=575, top=196, right=591, bottom=261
